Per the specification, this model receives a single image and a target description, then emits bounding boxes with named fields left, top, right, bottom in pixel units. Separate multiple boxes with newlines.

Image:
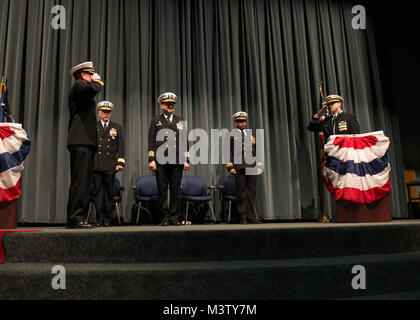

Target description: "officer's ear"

left=80, top=72, right=92, bottom=82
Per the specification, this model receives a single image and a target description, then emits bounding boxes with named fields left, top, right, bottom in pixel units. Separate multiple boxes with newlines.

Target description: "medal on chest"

left=109, top=128, right=118, bottom=139
left=338, top=121, right=348, bottom=132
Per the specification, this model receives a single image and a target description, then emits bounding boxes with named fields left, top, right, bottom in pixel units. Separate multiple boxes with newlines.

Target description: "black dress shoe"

left=103, top=222, right=112, bottom=227
left=240, top=220, right=248, bottom=224
left=159, top=220, right=169, bottom=226
left=67, top=221, right=94, bottom=229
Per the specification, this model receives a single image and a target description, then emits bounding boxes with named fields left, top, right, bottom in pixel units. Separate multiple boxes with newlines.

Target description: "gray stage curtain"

left=0, top=0, right=407, bottom=223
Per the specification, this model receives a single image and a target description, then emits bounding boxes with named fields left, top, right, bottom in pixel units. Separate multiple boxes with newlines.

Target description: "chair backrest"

left=181, top=176, right=207, bottom=196
left=218, top=176, right=236, bottom=196
left=136, top=176, right=158, bottom=196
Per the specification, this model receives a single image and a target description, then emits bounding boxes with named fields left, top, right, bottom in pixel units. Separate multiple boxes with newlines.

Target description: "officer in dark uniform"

left=308, top=94, right=360, bottom=142
left=226, top=112, right=263, bottom=224
left=148, top=92, right=190, bottom=226
left=67, top=61, right=104, bottom=229
left=92, top=101, right=125, bottom=227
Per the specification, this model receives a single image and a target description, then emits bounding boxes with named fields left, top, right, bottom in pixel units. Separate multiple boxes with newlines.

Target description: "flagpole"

left=0, top=75, right=5, bottom=123
left=317, top=80, right=330, bottom=223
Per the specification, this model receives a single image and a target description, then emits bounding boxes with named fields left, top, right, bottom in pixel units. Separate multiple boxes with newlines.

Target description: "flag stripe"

left=324, top=145, right=389, bottom=164
left=334, top=182, right=391, bottom=204
left=0, top=165, right=24, bottom=189
left=0, top=140, right=31, bottom=173
left=324, top=164, right=391, bottom=191
left=332, top=135, right=379, bottom=149
left=325, top=153, right=389, bottom=177
left=0, top=177, right=21, bottom=203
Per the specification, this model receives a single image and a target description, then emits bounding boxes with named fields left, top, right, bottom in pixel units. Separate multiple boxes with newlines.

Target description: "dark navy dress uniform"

left=307, top=95, right=360, bottom=142
left=93, top=113, right=125, bottom=226
left=226, top=112, right=263, bottom=224
left=308, top=112, right=360, bottom=142
left=148, top=93, right=189, bottom=225
left=67, top=61, right=104, bottom=227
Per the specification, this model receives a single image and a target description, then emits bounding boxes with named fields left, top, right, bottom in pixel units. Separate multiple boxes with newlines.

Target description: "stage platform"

left=2, top=220, right=420, bottom=300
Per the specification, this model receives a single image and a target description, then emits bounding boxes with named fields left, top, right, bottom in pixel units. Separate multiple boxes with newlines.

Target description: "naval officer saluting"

left=67, top=61, right=104, bottom=229
left=307, top=94, right=360, bottom=142
left=92, top=101, right=125, bottom=227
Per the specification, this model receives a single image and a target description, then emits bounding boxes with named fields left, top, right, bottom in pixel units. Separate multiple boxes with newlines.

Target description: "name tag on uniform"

left=338, top=121, right=348, bottom=132
left=156, top=121, right=163, bottom=127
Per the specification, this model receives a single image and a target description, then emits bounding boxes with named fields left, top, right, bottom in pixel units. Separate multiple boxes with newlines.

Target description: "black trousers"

left=235, top=168, right=257, bottom=222
left=92, top=171, right=115, bottom=224
left=67, top=145, right=96, bottom=225
left=155, top=164, right=183, bottom=223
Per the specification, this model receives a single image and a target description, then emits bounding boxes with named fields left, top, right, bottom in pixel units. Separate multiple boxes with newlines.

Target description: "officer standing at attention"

left=148, top=92, right=190, bottom=226
left=93, top=101, right=125, bottom=227
left=307, top=94, right=360, bottom=142
left=67, top=61, right=104, bottom=229
left=227, top=111, right=263, bottom=224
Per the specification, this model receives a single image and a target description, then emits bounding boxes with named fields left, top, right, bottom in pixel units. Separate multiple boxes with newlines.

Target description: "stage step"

left=1, top=251, right=420, bottom=299
left=3, top=223, right=420, bottom=263
left=3, top=222, right=420, bottom=299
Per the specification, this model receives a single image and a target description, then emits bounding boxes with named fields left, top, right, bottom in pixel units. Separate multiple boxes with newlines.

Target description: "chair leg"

left=136, top=202, right=142, bottom=226
left=208, top=201, right=217, bottom=223
left=228, top=201, right=232, bottom=224
left=115, top=202, right=122, bottom=225
left=253, top=205, right=259, bottom=222
left=185, top=201, right=191, bottom=225
left=86, top=202, right=92, bottom=223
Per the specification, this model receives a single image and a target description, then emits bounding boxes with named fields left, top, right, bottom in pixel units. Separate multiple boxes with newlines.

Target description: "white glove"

left=92, top=73, right=101, bottom=81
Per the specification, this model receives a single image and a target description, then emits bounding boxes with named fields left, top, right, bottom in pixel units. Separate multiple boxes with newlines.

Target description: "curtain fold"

left=0, top=0, right=407, bottom=223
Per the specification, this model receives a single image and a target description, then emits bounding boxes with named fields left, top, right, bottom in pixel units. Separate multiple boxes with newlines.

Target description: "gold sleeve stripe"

left=184, top=152, right=190, bottom=157
left=118, top=158, right=125, bottom=164
left=257, top=162, right=263, bottom=166
left=94, top=79, right=104, bottom=86
left=226, top=162, right=233, bottom=167
left=148, top=151, right=155, bottom=157
left=310, top=119, right=320, bottom=124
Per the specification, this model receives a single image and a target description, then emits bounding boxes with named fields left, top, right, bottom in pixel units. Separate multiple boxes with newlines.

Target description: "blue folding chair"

left=217, top=176, right=260, bottom=223
left=181, top=176, right=217, bottom=225
left=217, top=176, right=237, bottom=223
left=133, top=176, right=159, bottom=225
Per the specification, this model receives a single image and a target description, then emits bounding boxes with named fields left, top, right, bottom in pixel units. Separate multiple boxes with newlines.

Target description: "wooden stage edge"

left=5, top=220, right=420, bottom=233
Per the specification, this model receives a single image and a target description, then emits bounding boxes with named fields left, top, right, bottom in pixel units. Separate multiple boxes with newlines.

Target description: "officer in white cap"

left=308, top=94, right=360, bottom=142
left=66, top=61, right=104, bottom=229
left=92, top=101, right=125, bottom=227
left=148, top=92, right=190, bottom=226
left=226, top=111, right=262, bottom=224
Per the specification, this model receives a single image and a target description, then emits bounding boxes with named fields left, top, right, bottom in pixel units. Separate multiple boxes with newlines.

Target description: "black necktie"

left=103, top=123, right=107, bottom=129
